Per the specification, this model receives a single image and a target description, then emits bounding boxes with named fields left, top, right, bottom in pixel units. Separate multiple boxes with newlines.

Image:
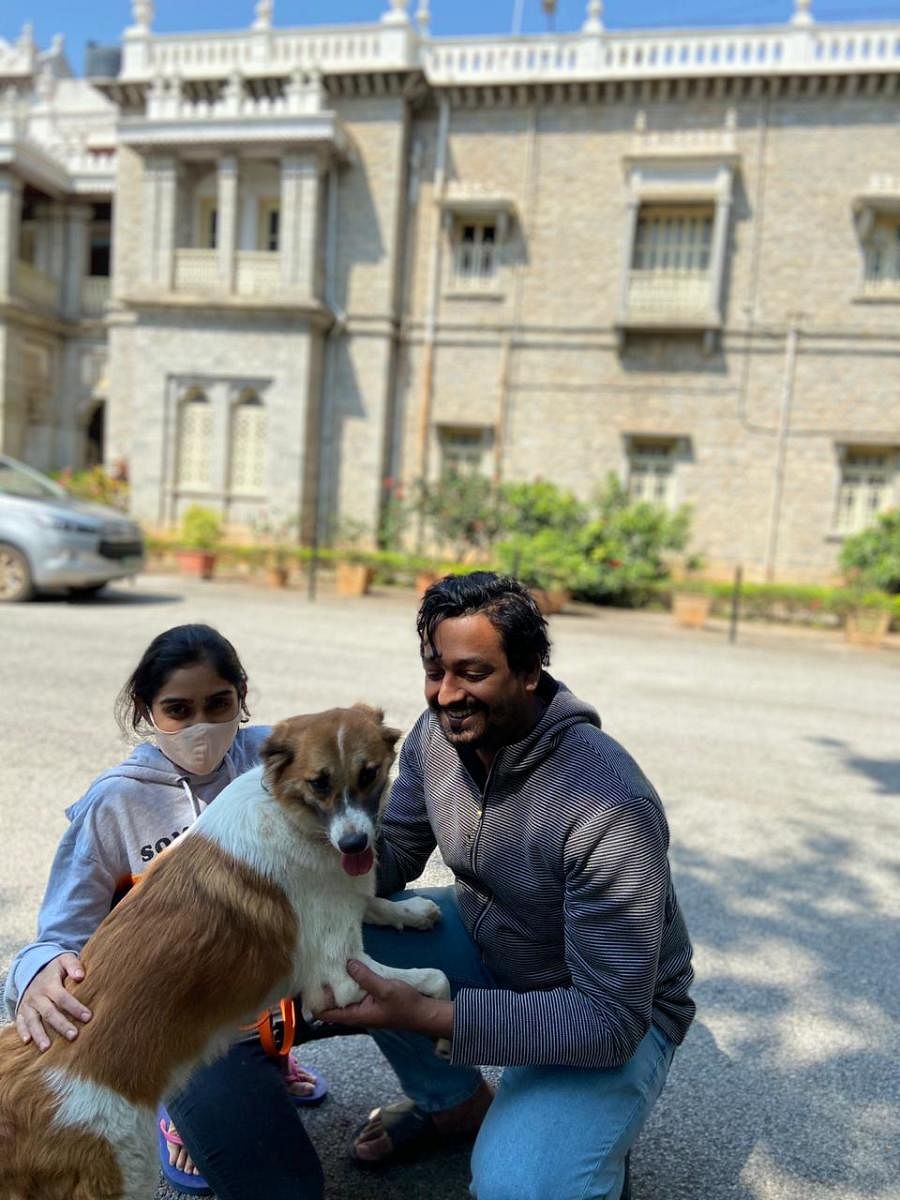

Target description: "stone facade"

left=1, top=2, right=899, bottom=581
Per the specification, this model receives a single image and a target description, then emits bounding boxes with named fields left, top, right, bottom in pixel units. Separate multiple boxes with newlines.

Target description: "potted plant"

left=334, top=518, right=376, bottom=597
left=671, top=554, right=712, bottom=629
left=175, top=505, right=223, bottom=580
left=838, top=511, right=900, bottom=647
left=252, top=512, right=298, bottom=589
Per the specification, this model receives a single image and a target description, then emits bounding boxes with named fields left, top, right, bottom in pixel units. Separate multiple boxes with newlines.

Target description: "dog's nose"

left=337, top=831, right=369, bottom=854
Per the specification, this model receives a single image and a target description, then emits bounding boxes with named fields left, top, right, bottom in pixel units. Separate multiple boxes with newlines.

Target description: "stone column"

left=0, top=171, right=23, bottom=296
left=217, top=154, right=239, bottom=291
left=35, top=202, right=68, bottom=311
left=708, top=168, right=733, bottom=321
left=62, top=204, right=93, bottom=319
left=280, top=153, right=323, bottom=295
left=618, top=191, right=640, bottom=320
left=143, top=155, right=179, bottom=288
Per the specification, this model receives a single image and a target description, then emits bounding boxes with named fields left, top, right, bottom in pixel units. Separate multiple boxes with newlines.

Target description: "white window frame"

left=439, top=426, right=493, bottom=477
left=626, top=436, right=680, bottom=509
left=451, top=221, right=499, bottom=288
left=177, top=389, right=214, bottom=490
left=619, top=161, right=734, bottom=335
left=834, top=447, right=897, bottom=535
left=860, top=214, right=900, bottom=298
left=229, top=390, right=266, bottom=495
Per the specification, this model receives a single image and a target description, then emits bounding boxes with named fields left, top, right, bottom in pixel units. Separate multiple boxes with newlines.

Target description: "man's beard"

left=432, top=701, right=489, bottom=746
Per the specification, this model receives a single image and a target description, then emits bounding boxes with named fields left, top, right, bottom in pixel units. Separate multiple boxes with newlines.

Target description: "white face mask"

left=152, top=715, right=241, bottom=776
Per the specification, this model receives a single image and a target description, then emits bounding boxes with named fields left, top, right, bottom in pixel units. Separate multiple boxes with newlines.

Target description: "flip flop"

left=351, top=1096, right=475, bottom=1170
left=284, top=1056, right=328, bottom=1107
left=157, top=1107, right=213, bottom=1196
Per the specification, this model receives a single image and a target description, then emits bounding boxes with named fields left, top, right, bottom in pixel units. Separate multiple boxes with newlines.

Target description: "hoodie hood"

left=491, top=673, right=601, bottom=782
left=64, top=741, right=190, bottom=821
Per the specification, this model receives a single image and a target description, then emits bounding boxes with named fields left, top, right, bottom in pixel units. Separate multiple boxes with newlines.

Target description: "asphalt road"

left=1, top=574, right=898, bottom=1200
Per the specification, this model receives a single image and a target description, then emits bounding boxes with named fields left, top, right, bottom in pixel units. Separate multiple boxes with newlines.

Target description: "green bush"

left=178, top=505, right=223, bottom=551
left=839, top=510, right=900, bottom=594
left=413, top=472, right=503, bottom=559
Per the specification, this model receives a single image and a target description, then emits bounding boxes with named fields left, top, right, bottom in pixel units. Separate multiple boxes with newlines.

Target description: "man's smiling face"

left=422, top=612, right=540, bottom=758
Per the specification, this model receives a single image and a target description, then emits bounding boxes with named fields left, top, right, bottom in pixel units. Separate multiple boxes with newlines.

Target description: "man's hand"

left=316, top=960, right=453, bottom=1041
left=16, top=954, right=92, bottom=1051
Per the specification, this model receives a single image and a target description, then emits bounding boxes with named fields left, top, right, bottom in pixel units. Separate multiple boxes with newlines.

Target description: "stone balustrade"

left=235, top=250, right=280, bottom=297
left=14, top=260, right=58, bottom=309
left=80, top=276, right=111, bottom=316
left=117, top=19, right=900, bottom=88
left=173, top=248, right=218, bottom=291
left=626, top=270, right=713, bottom=319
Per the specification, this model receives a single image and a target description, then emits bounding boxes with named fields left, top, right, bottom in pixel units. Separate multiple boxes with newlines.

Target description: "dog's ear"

left=260, top=732, right=295, bottom=788
left=352, top=702, right=385, bottom=724
left=381, top=725, right=403, bottom=751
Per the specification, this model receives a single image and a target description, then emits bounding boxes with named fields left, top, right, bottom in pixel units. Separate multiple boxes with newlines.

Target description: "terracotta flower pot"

left=844, top=608, right=891, bottom=648
left=416, top=570, right=442, bottom=596
left=673, top=591, right=711, bottom=629
left=175, top=549, right=217, bottom=580
left=532, top=588, right=570, bottom=616
left=265, top=565, right=290, bottom=588
left=336, top=561, right=375, bottom=597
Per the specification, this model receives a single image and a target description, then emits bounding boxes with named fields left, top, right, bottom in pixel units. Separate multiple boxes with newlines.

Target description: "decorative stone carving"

left=583, top=1, right=603, bottom=33
left=132, top=1, right=155, bottom=33
left=253, top=1, right=273, bottom=31
left=791, top=0, right=814, bottom=27
left=382, top=0, right=411, bottom=26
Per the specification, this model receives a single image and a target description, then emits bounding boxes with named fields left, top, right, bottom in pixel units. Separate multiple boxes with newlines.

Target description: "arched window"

left=177, top=390, right=212, bottom=488
left=229, top=390, right=265, bottom=493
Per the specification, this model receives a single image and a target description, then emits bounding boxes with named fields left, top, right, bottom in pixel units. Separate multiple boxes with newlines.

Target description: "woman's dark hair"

left=116, top=624, right=250, bottom=734
left=417, top=572, right=550, bottom=676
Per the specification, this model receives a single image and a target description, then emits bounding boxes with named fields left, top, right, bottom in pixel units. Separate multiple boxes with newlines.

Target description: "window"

left=453, top=223, right=497, bottom=287
left=258, top=201, right=280, bottom=252
left=177, top=391, right=213, bottom=489
left=627, top=438, right=678, bottom=508
left=89, top=226, right=111, bottom=277
left=198, top=199, right=218, bottom=250
left=862, top=216, right=900, bottom=296
left=836, top=449, right=896, bottom=534
left=440, top=427, right=492, bottom=477
left=628, top=206, right=713, bottom=317
left=229, top=392, right=266, bottom=493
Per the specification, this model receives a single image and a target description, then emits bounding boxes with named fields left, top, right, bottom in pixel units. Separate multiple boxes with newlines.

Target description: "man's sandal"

left=351, top=1096, right=479, bottom=1169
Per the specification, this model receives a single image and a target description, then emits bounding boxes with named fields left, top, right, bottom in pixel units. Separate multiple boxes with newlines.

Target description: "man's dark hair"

left=417, top=572, right=551, bottom=676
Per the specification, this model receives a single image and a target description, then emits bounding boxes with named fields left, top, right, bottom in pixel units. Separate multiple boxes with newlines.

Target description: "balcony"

left=173, top=249, right=219, bottom=292
left=81, top=276, right=111, bottom=316
left=622, top=270, right=718, bottom=329
left=235, top=251, right=280, bottom=297
left=14, top=261, right=58, bottom=311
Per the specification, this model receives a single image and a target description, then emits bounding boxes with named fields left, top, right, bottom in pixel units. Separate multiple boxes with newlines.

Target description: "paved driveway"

left=2, top=574, right=898, bottom=1200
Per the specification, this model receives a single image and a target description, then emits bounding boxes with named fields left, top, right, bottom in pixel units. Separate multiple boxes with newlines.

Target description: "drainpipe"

left=764, top=319, right=799, bottom=582
left=315, top=163, right=346, bottom=559
left=414, top=93, right=450, bottom=494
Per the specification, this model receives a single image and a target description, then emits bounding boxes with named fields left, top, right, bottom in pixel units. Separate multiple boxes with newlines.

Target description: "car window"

left=0, top=460, right=66, bottom=500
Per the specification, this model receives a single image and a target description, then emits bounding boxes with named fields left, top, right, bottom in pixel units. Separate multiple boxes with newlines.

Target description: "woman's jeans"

left=363, top=886, right=677, bottom=1200
left=166, top=1036, right=324, bottom=1200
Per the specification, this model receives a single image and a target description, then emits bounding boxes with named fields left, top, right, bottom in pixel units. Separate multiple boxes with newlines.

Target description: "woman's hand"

left=15, top=954, right=92, bottom=1052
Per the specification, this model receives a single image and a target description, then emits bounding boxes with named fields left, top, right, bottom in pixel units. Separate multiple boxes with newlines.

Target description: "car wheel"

left=0, top=543, right=34, bottom=602
left=67, top=583, right=108, bottom=600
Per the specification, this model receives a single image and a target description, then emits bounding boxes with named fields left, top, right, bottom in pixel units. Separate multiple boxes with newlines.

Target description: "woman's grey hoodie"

left=4, top=727, right=269, bottom=1018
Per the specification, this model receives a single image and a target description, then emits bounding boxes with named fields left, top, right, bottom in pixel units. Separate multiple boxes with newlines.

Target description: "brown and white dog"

left=0, top=705, right=449, bottom=1200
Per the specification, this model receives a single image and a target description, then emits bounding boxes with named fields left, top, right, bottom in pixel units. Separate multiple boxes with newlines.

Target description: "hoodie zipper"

left=468, top=757, right=499, bottom=945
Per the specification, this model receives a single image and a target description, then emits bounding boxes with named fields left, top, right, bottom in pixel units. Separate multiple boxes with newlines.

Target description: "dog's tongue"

left=341, top=848, right=374, bottom=876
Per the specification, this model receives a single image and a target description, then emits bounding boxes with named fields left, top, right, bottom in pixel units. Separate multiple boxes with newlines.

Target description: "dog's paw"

left=391, top=897, right=443, bottom=930
left=415, top=967, right=451, bottom=1001
left=328, top=974, right=367, bottom=1009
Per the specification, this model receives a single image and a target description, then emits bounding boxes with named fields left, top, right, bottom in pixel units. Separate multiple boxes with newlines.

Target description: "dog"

left=0, top=705, right=450, bottom=1200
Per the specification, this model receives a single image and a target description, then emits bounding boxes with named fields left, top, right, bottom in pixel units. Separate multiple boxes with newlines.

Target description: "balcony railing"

left=235, top=251, right=280, bottom=296
left=173, top=249, right=219, bottom=291
left=14, top=261, right=58, bottom=310
left=860, top=275, right=900, bottom=299
left=81, top=276, right=111, bottom=316
left=625, top=270, right=713, bottom=322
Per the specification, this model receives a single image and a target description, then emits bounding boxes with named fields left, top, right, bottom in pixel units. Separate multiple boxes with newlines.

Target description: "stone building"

left=1, top=1, right=898, bottom=580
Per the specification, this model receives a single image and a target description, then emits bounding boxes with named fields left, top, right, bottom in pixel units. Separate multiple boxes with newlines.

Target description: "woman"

left=5, top=624, right=326, bottom=1199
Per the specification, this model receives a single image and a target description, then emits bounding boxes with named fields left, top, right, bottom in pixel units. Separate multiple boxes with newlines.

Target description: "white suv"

left=0, top=455, right=145, bottom=602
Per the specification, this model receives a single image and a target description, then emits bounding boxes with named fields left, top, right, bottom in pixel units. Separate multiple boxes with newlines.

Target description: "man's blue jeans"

left=363, top=886, right=676, bottom=1200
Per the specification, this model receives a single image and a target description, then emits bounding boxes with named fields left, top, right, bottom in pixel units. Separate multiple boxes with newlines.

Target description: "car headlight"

left=30, top=511, right=99, bottom=535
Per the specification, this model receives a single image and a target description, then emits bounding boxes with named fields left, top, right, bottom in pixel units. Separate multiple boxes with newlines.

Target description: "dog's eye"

left=308, top=774, right=330, bottom=794
left=358, top=765, right=377, bottom=789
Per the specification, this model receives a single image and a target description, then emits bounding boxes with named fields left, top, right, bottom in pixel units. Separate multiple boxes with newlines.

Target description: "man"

left=321, top=572, right=694, bottom=1200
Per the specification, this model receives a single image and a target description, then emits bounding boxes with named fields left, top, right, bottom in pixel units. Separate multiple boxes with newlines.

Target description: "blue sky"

left=2, top=1, right=897, bottom=75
